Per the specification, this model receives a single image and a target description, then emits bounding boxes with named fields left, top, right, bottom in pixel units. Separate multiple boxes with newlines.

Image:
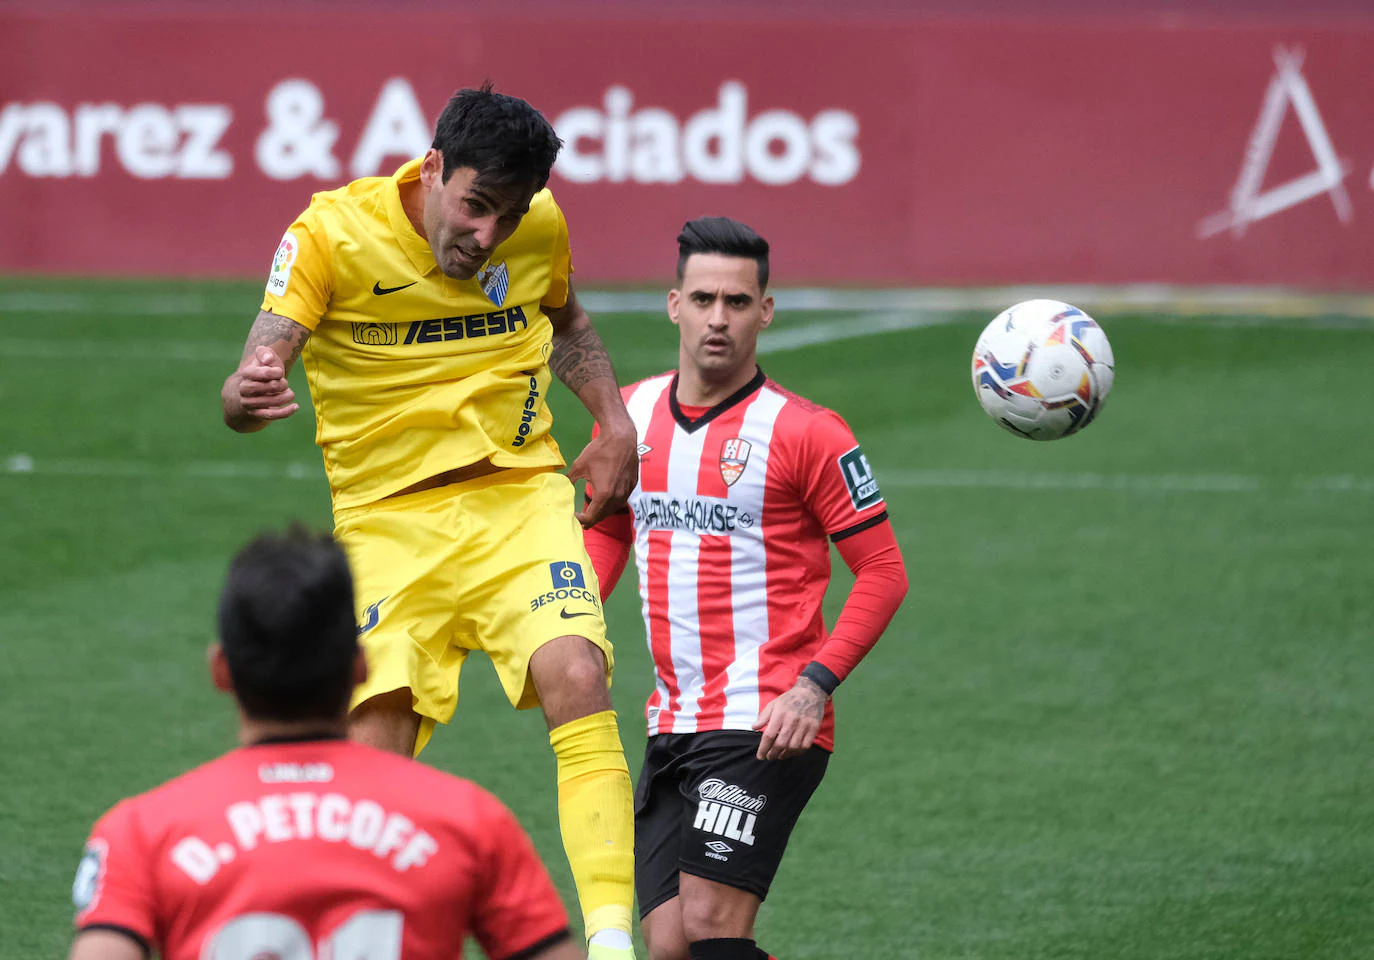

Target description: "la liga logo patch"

left=266, top=231, right=298, bottom=296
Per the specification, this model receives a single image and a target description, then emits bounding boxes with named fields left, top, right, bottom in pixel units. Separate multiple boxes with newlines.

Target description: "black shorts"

left=634, top=730, right=830, bottom=917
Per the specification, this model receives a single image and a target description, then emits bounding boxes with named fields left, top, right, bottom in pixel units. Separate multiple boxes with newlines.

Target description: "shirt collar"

left=384, top=157, right=440, bottom=277
left=668, top=366, right=766, bottom=433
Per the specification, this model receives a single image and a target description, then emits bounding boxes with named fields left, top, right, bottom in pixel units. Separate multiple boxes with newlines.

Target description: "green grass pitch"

left=0, top=278, right=1371, bottom=958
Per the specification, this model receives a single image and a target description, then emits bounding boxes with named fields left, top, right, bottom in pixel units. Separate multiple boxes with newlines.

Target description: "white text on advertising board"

left=552, top=83, right=859, bottom=186
left=0, top=78, right=860, bottom=187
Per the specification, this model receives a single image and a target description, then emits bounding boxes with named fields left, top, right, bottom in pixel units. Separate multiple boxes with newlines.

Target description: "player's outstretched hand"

left=753, top=676, right=829, bottom=760
left=568, top=422, right=638, bottom=527
left=232, top=346, right=300, bottom=421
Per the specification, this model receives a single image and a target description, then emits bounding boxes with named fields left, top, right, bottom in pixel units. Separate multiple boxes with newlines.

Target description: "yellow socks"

left=549, top=710, right=636, bottom=942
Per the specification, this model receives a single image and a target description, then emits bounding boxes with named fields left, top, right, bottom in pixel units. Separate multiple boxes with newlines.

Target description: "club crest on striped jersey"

left=719, top=438, right=753, bottom=487
left=477, top=261, right=509, bottom=306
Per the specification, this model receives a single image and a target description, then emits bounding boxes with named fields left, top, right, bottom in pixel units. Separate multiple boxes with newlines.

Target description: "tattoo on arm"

left=242, top=311, right=311, bottom=369
left=793, top=678, right=829, bottom=719
left=551, top=323, right=616, bottom=394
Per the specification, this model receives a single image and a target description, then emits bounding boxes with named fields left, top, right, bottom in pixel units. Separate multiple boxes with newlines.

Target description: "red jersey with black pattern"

left=607, top=368, right=890, bottom=751
left=72, top=738, right=569, bottom=960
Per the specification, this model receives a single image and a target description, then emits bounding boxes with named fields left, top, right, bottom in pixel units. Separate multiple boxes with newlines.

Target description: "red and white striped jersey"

left=619, top=368, right=889, bottom=751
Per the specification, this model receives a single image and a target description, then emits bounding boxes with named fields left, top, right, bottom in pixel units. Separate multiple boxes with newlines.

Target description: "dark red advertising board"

left=2, top=4, right=1373, bottom=286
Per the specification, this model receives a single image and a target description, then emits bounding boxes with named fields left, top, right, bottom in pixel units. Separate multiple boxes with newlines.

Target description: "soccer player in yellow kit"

left=220, top=85, right=639, bottom=960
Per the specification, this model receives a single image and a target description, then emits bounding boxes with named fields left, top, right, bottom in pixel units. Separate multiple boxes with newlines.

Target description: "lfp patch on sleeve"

left=265, top=231, right=298, bottom=296
left=838, top=445, right=883, bottom=510
left=72, top=839, right=107, bottom=916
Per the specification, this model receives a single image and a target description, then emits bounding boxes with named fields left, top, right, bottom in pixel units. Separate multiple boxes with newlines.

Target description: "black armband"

left=800, top=661, right=840, bottom=695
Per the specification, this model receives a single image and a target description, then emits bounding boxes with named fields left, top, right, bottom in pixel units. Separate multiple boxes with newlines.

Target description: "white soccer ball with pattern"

left=971, top=299, right=1115, bottom=441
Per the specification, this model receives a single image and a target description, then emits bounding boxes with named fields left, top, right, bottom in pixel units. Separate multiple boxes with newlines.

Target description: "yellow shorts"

left=334, top=467, right=613, bottom=754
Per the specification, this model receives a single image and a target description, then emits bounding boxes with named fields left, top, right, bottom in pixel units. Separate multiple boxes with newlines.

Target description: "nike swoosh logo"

left=372, top=280, right=417, bottom=296
left=559, top=608, right=596, bottom=619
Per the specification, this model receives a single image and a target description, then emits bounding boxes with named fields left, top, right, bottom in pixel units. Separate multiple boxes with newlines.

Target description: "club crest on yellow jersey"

left=477, top=261, right=509, bottom=306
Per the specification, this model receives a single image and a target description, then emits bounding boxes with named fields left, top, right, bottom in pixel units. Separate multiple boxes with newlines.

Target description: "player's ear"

left=667, top=289, right=681, bottom=326
left=419, top=149, right=444, bottom=188
left=759, top=293, right=775, bottom=331
left=352, top=648, right=369, bottom=688
left=208, top=644, right=234, bottom=694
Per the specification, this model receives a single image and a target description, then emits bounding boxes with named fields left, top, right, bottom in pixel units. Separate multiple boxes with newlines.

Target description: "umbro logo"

left=703, top=839, right=733, bottom=862
left=372, top=280, right=417, bottom=296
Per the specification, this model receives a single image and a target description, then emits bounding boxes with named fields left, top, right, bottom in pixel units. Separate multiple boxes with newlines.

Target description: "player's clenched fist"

left=569, top=421, right=639, bottom=527
left=752, top=676, right=829, bottom=761
left=223, top=346, right=299, bottom=431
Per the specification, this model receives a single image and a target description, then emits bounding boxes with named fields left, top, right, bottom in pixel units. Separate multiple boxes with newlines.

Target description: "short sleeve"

left=540, top=197, right=572, bottom=310
left=792, top=410, right=888, bottom=539
left=259, top=204, right=333, bottom=330
left=73, top=800, right=156, bottom=950
left=470, top=793, right=571, bottom=959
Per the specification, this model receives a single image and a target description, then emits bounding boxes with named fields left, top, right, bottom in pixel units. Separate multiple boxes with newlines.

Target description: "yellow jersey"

left=260, top=158, right=570, bottom=511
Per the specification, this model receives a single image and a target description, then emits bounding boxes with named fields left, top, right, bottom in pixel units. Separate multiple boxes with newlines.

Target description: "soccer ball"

left=971, top=299, right=1115, bottom=441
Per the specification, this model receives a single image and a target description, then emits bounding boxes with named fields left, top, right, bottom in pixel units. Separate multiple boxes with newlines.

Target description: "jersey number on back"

left=202, top=908, right=401, bottom=960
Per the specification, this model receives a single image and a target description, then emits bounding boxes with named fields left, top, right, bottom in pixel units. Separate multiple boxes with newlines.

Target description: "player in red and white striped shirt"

left=583, top=218, right=909, bottom=960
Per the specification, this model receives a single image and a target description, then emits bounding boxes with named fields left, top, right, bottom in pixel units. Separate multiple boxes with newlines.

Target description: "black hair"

left=431, top=82, right=562, bottom=192
left=217, top=526, right=358, bottom=723
left=675, top=216, right=771, bottom=290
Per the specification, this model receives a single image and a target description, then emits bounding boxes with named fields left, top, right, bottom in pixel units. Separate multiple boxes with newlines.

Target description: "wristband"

left=800, top=661, right=840, bottom=696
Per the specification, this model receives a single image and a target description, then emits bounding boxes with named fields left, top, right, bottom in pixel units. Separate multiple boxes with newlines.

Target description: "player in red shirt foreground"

left=68, top=527, right=583, bottom=960
left=583, top=218, right=910, bottom=960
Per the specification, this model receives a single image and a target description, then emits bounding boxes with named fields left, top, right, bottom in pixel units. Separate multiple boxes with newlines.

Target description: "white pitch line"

left=1, top=454, right=320, bottom=481
left=0, top=311, right=949, bottom=364
left=4, top=454, right=1371, bottom=494
left=0, top=291, right=227, bottom=316
left=0, top=339, right=242, bottom=361
left=758, top=311, right=957, bottom=353
left=3, top=286, right=1372, bottom=367
left=4, top=285, right=1374, bottom=319
left=882, top=469, right=1374, bottom=494
left=10, top=298, right=1366, bottom=368
left=882, top=469, right=1265, bottom=493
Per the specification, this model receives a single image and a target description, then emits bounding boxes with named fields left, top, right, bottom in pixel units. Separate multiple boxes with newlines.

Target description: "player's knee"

left=678, top=892, right=756, bottom=941
left=532, top=636, right=611, bottom=703
left=564, top=644, right=611, bottom=696
left=348, top=689, right=419, bottom=756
